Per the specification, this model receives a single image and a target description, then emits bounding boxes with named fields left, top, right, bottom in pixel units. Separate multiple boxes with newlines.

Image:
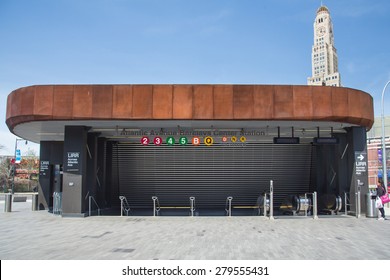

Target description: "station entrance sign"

left=355, top=152, right=367, bottom=176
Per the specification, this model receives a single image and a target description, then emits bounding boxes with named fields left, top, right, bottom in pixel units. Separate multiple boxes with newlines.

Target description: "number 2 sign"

left=141, top=136, right=150, bottom=146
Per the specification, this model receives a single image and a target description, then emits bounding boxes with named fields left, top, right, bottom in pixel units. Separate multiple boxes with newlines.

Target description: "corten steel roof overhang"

left=6, top=84, right=374, bottom=143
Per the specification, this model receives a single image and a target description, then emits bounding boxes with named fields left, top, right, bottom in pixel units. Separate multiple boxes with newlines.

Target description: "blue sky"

left=0, top=0, right=389, bottom=155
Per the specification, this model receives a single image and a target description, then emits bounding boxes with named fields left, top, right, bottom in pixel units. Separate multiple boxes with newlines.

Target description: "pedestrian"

left=376, top=178, right=387, bottom=220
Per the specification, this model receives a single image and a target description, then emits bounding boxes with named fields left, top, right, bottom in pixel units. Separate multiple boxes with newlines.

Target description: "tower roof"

left=317, top=6, right=329, bottom=14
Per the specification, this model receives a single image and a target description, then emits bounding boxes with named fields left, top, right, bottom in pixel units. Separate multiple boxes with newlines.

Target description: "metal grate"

left=110, top=143, right=313, bottom=209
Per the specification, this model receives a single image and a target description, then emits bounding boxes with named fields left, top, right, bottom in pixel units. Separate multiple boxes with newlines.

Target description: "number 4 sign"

left=166, top=136, right=175, bottom=146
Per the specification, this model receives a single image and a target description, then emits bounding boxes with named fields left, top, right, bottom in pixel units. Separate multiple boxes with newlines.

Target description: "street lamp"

left=381, top=81, right=390, bottom=191
left=11, top=138, right=28, bottom=194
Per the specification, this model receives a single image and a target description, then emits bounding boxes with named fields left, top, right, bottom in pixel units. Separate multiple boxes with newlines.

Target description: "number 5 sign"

left=179, top=137, right=188, bottom=145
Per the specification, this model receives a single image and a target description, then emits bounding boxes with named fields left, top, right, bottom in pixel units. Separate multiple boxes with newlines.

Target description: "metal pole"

left=269, top=180, right=274, bottom=220
left=227, top=196, right=232, bottom=217
left=356, top=180, right=361, bottom=218
left=313, top=191, right=318, bottom=219
left=89, top=196, right=91, bottom=217
left=357, top=190, right=361, bottom=218
left=120, top=197, right=123, bottom=217
left=152, top=196, right=157, bottom=217
left=263, top=193, right=267, bottom=217
left=304, top=193, right=308, bottom=217
left=53, top=192, right=59, bottom=215
left=12, top=138, right=26, bottom=194
left=344, top=192, right=348, bottom=215
left=12, top=139, right=18, bottom=194
left=381, top=81, right=390, bottom=191
left=190, top=197, right=195, bottom=217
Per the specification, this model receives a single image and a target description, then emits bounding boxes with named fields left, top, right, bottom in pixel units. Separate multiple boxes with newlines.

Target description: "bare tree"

left=0, top=156, right=11, bottom=192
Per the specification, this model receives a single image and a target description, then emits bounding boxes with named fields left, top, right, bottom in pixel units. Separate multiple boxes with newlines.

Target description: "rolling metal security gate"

left=109, top=142, right=314, bottom=211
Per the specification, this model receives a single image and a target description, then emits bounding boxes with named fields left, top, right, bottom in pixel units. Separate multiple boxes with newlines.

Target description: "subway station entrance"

left=6, top=84, right=374, bottom=217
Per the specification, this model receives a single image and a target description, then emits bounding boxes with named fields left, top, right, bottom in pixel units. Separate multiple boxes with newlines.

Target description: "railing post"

left=356, top=180, right=361, bottom=218
left=356, top=190, right=361, bottom=219
left=344, top=192, right=348, bottom=215
left=152, top=196, right=157, bottom=217
left=227, top=196, right=232, bottom=217
left=89, top=196, right=92, bottom=217
left=120, top=196, right=124, bottom=217
left=190, top=196, right=195, bottom=217
left=313, top=191, right=318, bottom=219
left=304, top=193, right=308, bottom=217
left=53, top=192, right=56, bottom=215
left=269, top=180, right=274, bottom=220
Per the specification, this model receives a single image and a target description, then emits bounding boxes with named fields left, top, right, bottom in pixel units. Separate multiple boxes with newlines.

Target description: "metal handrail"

left=225, top=196, right=233, bottom=217
left=119, top=196, right=131, bottom=216
left=344, top=192, right=350, bottom=215
left=88, top=196, right=101, bottom=216
left=152, top=196, right=160, bottom=217
left=335, top=195, right=343, bottom=213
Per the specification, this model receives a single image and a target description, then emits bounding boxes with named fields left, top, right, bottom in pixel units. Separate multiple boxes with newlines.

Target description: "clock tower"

left=307, top=5, right=341, bottom=86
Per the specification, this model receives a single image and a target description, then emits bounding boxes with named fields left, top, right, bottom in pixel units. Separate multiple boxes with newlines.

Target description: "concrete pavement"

left=1, top=199, right=390, bottom=260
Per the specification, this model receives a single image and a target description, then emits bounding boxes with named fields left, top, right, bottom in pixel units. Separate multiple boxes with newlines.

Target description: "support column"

left=62, top=126, right=88, bottom=217
left=38, top=141, right=64, bottom=211
left=347, top=126, right=369, bottom=214
left=86, top=133, right=99, bottom=212
left=97, top=138, right=107, bottom=208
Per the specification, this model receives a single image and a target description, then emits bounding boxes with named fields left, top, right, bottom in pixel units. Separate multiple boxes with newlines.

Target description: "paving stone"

left=1, top=200, right=390, bottom=259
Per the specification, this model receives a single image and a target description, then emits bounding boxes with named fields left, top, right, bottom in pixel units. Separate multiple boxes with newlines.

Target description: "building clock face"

left=317, top=26, right=326, bottom=37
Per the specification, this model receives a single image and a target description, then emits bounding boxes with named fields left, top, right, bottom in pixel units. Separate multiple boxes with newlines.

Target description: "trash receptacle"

left=32, top=193, right=38, bottom=211
left=4, top=193, right=12, bottom=212
left=366, top=193, right=378, bottom=218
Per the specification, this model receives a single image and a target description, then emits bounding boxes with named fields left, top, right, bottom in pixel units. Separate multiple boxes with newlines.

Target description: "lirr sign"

left=355, top=152, right=367, bottom=175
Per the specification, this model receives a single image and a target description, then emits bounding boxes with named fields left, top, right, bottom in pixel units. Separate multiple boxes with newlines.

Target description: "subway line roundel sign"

left=140, top=135, right=245, bottom=146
